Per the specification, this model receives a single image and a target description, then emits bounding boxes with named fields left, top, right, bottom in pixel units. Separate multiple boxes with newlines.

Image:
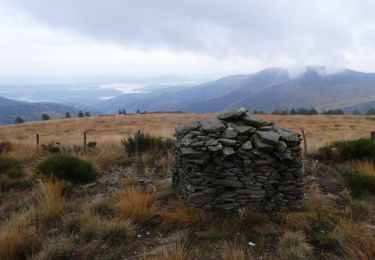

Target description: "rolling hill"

left=0, top=96, right=80, bottom=124
left=97, top=66, right=375, bottom=113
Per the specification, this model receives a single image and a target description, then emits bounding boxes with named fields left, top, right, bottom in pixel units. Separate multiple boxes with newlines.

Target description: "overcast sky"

left=1, top=0, right=375, bottom=82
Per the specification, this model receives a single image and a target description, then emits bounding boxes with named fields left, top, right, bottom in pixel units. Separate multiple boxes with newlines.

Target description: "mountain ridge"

left=97, top=66, right=375, bottom=113
left=0, top=96, right=81, bottom=125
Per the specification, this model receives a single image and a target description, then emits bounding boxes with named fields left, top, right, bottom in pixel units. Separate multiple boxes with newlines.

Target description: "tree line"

left=271, top=107, right=375, bottom=115
left=14, top=111, right=91, bottom=124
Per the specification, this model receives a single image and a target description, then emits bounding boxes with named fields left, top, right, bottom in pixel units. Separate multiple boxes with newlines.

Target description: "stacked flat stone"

left=172, top=108, right=303, bottom=211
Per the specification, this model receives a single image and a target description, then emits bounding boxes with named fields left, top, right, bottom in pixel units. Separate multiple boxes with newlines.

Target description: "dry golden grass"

left=0, top=114, right=373, bottom=156
left=112, top=186, right=159, bottom=223
left=0, top=209, right=42, bottom=259
left=160, top=201, right=207, bottom=228
left=35, top=178, right=65, bottom=221
left=339, top=221, right=375, bottom=260
left=353, top=160, right=375, bottom=176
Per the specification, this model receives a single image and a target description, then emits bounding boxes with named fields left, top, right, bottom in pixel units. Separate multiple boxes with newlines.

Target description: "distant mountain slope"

left=97, top=66, right=375, bottom=113
left=0, top=96, right=79, bottom=124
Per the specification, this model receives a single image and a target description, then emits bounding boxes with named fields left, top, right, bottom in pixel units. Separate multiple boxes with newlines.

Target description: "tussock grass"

left=150, top=241, right=189, bottom=260
left=278, top=231, right=313, bottom=260
left=160, top=201, right=207, bottom=228
left=79, top=208, right=135, bottom=244
left=97, top=218, right=135, bottom=244
left=220, top=241, right=248, bottom=260
left=339, top=221, right=375, bottom=260
left=0, top=209, right=42, bottom=259
left=112, top=186, right=159, bottom=223
left=32, top=239, right=74, bottom=260
left=36, top=178, right=65, bottom=221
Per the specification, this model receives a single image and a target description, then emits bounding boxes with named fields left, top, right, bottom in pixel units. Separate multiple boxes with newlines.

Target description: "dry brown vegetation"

left=0, top=113, right=375, bottom=259
left=0, top=113, right=373, bottom=155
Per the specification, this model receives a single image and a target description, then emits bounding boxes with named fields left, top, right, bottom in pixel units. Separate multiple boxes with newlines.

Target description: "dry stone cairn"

left=172, top=108, right=303, bottom=211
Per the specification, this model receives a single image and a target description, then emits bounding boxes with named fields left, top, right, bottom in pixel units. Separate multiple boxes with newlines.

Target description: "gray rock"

left=197, top=135, right=211, bottom=141
left=275, top=128, right=301, bottom=142
left=217, top=178, right=243, bottom=188
left=222, top=146, right=235, bottom=156
left=180, top=134, right=196, bottom=146
left=257, top=131, right=280, bottom=144
left=241, top=114, right=263, bottom=127
left=189, top=192, right=212, bottom=204
left=224, top=127, right=238, bottom=139
left=257, top=126, right=273, bottom=131
left=218, top=138, right=237, bottom=146
left=217, top=107, right=248, bottom=120
left=191, top=141, right=206, bottom=147
left=208, top=144, right=222, bottom=152
left=231, top=124, right=256, bottom=134
left=253, top=135, right=274, bottom=150
left=241, top=141, right=253, bottom=150
left=205, top=139, right=219, bottom=146
left=175, top=120, right=201, bottom=137
left=180, top=147, right=203, bottom=158
left=201, top=118, right=225, bottom=133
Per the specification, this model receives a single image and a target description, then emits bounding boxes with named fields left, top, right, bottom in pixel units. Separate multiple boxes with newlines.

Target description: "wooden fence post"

left=301, top=128, right=308, bottom=156
left=83, top=131, right=87, bottom=151
left=36, top=133, right=40, bottom=151
left=371, top=131, right=375, bottom=143
left=135, top=130, right=140, bottom=156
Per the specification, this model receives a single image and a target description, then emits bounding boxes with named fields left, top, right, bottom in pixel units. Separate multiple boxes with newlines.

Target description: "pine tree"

left=41, top=114, right=50, bottom=120
left=15, top=117, right=24, bottom=124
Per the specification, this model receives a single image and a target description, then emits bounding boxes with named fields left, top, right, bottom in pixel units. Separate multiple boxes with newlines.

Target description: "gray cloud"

left=4, top=0, right=372, bottom=60
left=1, top=0, right=375, bottom=81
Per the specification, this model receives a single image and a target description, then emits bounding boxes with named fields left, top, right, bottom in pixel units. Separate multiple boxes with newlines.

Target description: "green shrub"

left=121, top=132, right=175, bottom=157
left=340, top=166, right=375, bottom=197
left=36, top=154, right=95, bottom=184
left=0, top=157, right=21, bottom=177
left=316, top=138, right=375, bottom=162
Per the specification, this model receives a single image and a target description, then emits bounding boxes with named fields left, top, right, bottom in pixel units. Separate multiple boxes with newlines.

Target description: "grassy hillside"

left=0, top=113, right=374, bottom=154
left=0, top=113, right=375, bottom=259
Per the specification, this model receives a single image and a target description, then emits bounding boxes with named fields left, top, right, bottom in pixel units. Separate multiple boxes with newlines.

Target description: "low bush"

left=316, top=138, right=375, bottom=162
left=0, top=156, right=21, bottom=177
left=121, top=132, right=174, bottom=157
left=340, top=163, right=375, bottom=197
left=36, top=154, right=95, bottom=184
